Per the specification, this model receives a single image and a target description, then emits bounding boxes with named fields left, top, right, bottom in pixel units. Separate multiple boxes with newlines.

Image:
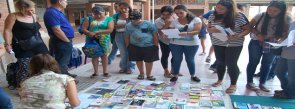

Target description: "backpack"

left=78, top=16, right=93, bottom=35
left=68, top=47, right=82, bottom=68
left=6, top=62, right=18, bottom=88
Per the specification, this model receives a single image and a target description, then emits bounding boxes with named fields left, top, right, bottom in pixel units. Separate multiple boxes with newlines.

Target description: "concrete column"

left=143, top=0, right=150, bottom=20
left=287, top=5, right=293, bottom=13
left=46, top=0, right=51, bottom=7
left=85, top=3, right=94, bottom=16
left=121, top=0, right=133, bottom=9
left=66, top=8, right=75, bottom=27
left=244, top=4, right=251, bottom=18
left=204, top=0, right=209, bottom=13
left=109, top=3, right=115, bottom=16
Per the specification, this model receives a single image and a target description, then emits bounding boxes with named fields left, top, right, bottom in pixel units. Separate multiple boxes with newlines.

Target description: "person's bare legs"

left=101, top=55, right=108, bottom=74
left=91, top=58, right=99, bottom=76
left=200, top=38, right=206, bottom=54
left=136, top=61, right=144, bottom=75
left=145, top=62, right=153, bottom=77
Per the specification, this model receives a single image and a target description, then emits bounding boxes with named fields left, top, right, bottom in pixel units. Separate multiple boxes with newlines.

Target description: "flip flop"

left=103, top=73, right=111, bottom=77
left=90, top=73, right=98, bottom=78
left=137, top=75, right=144, bottom=80
left=146, top=76, right=156, bottom=81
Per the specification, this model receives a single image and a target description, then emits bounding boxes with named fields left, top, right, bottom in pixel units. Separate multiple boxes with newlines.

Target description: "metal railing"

left=154, top=0, right=205, bottom=5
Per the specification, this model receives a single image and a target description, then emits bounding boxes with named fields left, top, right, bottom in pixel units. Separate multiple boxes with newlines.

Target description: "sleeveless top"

left=11, top=19, right=48, bottom=58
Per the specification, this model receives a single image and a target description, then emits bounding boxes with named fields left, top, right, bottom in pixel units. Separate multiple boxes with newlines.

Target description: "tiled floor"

left=0, top=34, right=282, bottom=107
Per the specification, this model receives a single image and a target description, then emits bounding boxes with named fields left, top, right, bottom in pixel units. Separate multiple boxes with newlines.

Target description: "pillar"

left=121, top=0, right=133, bottom=9
left=85, top=3, right=94, bottom=16
left=109, top=3, right=115, bottom=16
left=204, top=0, right=209, bottom=13
left=244, top=4, right=251, bottom=18
left=143, top=0, right=151, bottom=20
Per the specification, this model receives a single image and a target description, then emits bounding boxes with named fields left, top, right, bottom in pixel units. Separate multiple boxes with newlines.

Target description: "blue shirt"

left=125, top=21, right=157, bottom=47
left=0, top=87, right=13, bottom=109
left=43, top=7, right=75, bottom=39
left=202, top=10, right=214, bottom=20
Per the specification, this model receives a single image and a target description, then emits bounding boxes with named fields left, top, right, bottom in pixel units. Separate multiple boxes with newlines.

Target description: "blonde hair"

left=15, top=0, right=35, bottom=12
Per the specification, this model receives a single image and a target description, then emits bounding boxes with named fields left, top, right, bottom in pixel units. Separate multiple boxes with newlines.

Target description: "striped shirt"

left=208, top=12, right=248, bottom=47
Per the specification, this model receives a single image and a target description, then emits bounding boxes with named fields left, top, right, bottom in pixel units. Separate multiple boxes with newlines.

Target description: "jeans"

left=108, top=39, right=118, bottom=64
left=169, top=44, right=199, bottom=76
left=246, top=40, right=275, bottom=84
left=214, top=45, right=243, bottom=85
left=0, top=88, right=13, bottom=109
left=275, top=57, right=295, bottom=98
left=159, top=41, right=172, bottom=69
left=50, top=38, right=73, bottom=74
left=115, top=32, right=135, bottom=70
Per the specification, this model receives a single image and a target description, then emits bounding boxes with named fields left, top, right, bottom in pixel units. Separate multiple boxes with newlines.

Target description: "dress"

left=12, top=19, right=48, bottom=86
left=19, top=70, right=74, bottom=109
left=87, top=16, right=113, bottom=55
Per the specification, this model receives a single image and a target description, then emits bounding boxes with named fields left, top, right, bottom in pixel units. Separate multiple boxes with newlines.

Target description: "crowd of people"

left=0, top=0, right=295, bottom=108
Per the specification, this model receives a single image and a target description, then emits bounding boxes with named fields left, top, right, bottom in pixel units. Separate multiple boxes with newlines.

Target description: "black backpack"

left=6, top=62, right=18, bottom=88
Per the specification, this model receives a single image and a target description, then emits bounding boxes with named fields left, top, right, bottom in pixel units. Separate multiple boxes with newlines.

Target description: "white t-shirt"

left=170, top=17, right=201, bottom=46
left=116, top=19, right=127, bottom=32
left=154, top=17, right=175, bottom=45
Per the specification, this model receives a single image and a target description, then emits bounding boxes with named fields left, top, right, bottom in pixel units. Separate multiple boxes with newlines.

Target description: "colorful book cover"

left=129, top=99, right=145, bottom=106
left=233, top=102, right=248, bottom=109
left=247, top=104, right=262, bottom=109
left=212, top=100, right=225, bottom=107
left=199, top=100, right=213, bottom=107
left=143, top=99, right=157, bottom=109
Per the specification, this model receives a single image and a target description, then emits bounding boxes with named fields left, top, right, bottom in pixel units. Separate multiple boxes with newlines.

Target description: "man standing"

left=108, top=2, right=120, bottom=64
left=43, top=0, right=77, bottom=78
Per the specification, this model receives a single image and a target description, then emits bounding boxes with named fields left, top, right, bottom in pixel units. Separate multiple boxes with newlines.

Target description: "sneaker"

left=191, top=76, right=201, bottom=82
left=259, top=84, right=270, bottom=92
left=199, top=52, right=206, bottom=56
left=170, top=77, right=178, bottom=82
left=205, top=56, right=211, bottom=63
left=246, top=83, right=258, bottom=91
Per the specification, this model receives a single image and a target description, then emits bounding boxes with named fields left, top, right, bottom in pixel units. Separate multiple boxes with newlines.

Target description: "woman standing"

left=114, top=2, right=135, bottom=74
left=169, top=5, right=202, bottom=82
left=3, top=0, right=48, bottom=87
left=82, top=6, right=114, bottom=78
left=246, top=1, right=292, bottom=92
left=208, top=0, right=249, bottom=93
left=155, top=6, right=174, bottom=78
left=125, top=11, right=159, bottom=81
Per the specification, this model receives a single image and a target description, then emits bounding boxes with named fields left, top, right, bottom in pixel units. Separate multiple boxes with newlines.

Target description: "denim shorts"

left=128, top=44, right=159, bottom=62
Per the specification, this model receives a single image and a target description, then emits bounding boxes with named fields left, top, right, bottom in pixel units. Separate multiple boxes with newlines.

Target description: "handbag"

left=82, top=38, right=104, bottom=58
left=15, top=16, right=43, bottom=50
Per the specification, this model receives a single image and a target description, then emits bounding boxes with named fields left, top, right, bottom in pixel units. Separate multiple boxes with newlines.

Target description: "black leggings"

left=214, top=45, right=243, bottom=85
left=159, top=41, right=172, bottom=69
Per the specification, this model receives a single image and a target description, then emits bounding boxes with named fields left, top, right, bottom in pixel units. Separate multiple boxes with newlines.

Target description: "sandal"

left=212, top=82, right=222, bottom=87
left=164, top=73, right=173, bottom=78
left=137, top=75, right=144, bottom=80
left=225, top=86, right=237, bottom=93
left=146, top=76, right=156, bottom=81
left=126, top=70, right=133, bottom=74
left=90, top=73, right=98, bottom=78
left=118, top=69, right=126, bottom=73
left=103, top=73, right=111, bottom=77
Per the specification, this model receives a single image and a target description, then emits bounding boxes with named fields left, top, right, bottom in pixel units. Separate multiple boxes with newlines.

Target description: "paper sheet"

left=266, top=30, right=295, bottom=47
left=161, top=29, right=181, bottom=38
left=211, top=25, right=228, bottom=41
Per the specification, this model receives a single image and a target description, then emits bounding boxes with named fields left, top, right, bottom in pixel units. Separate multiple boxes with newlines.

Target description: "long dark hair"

left=29, top=54, right=61, bottom=76
left=261, top=0, right=287, bottom=38
left=214, top=0, right=238, bottom=29
left=174, top=5, right=195, bottom=23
